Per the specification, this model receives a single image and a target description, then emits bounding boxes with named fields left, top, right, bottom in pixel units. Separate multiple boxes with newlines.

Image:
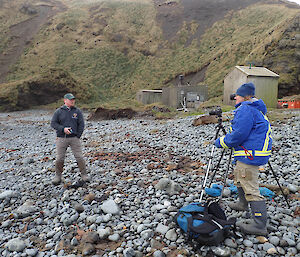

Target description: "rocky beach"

left=0, top=109, right=299, bottom=257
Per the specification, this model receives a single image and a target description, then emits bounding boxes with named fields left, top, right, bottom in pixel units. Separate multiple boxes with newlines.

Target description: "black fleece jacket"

left=51, top=105, right=84, bottom=138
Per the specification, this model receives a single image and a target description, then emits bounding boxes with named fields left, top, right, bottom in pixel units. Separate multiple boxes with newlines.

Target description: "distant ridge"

left=0, top=0, right=299, bottom=110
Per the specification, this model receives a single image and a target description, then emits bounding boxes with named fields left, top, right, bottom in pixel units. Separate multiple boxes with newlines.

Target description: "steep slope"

left=261, top=15, right=300, bottom=97
left=0, top=0, right=66, bottom=83
left=0, top=0, right=299, bottom=110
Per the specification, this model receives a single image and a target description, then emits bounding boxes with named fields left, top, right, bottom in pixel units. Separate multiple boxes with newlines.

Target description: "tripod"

left=199, top=109, right=232, bottom=202
left=200, top=109, right=290, bottom=208
left=267, top=161, right=290, bottom=208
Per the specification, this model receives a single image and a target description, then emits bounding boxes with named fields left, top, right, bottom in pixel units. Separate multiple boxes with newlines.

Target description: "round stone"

left=5, top=238, right=26, bottom=252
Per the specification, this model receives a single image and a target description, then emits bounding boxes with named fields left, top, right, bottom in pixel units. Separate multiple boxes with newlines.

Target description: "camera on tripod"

left=209, top=107, right=222, bottom=117
left=230, top=93, right=236, bottom=100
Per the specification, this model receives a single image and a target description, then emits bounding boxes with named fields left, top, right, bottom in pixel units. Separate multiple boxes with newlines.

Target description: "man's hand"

left=214, top=138, right=222, bottom=148
left=64, top=127, right=72, bottom=135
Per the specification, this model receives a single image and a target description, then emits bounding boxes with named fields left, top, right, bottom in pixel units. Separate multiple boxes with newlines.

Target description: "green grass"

left=1, top=0, right=299, bottom=110
left=0, top=0, right=34, bottom=54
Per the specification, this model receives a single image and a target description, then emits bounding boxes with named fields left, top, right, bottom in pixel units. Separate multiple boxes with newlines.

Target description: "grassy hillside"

left=0, top=0, right=33, bottom=54
left=1, top=0, right=299, bottom=109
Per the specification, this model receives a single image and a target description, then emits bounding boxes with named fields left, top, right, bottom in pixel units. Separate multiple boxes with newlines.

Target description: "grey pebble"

left=211, top=246, right=231, bottom=257
left=269, top=236, right=280, bottom=246
left=242, top=252, right=258, bottom=257
left=243, top=239, right=253, bottom=247
left=263, top=242, right=275, bottom=251
left=123, top=247, right=135, bottom=257
left=108, top=233, right=120, bottom=241
left=25, top=248, right=39, bottom=256
left=0, top=110, right=299, bottom=257
left=153, top=250, right=166, bottom=257
left=224, top=238, right=238, bottom=248
left=5, top=238, right=26, bottom=252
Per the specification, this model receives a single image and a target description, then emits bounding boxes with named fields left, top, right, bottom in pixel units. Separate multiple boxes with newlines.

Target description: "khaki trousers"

left=233, top=161, right=264, bottom=202
left=55, top=137, right=86, bottom=174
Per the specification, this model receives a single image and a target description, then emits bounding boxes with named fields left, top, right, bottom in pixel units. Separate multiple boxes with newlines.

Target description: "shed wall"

left=224, top=69, right=247, bottom=105
left=246, top=76, right=278, bottom=108
left=136, top=90, right=162, bottom=105
left=224, top=68, right=279, bottom=108
left=162, top=87, right=178, bottom=108
left=162, top=85, right=208, bottom=108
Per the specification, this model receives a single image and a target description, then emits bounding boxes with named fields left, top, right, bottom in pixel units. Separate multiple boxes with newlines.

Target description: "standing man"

left=51, top=93, right=89, bottom=185
left=215, top=82, right=272, bottom=236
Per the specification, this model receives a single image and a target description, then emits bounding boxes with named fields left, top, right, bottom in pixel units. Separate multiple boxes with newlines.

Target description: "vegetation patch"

left=0, top=0, right=299, bottom=110
left=0, top=69, right=94, bottom=111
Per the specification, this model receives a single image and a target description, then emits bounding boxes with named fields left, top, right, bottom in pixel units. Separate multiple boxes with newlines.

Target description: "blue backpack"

left=175, top=200, right=236, bottom=246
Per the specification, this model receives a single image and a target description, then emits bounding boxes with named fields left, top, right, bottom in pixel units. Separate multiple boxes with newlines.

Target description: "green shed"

left=223, top=66, right=279, bottom=108
left=136, top=89, right=163, bottom=105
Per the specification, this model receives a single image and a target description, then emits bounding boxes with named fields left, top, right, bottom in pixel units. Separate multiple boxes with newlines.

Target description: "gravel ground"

left=0, top=109, right=299, bottom=257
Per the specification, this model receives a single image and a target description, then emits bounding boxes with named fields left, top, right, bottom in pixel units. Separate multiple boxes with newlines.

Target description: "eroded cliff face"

left=154, top=0, right=262, bottom=44
left=0, top=69, right=92, bottom=111
left=263, top=15, right=300, bottom=98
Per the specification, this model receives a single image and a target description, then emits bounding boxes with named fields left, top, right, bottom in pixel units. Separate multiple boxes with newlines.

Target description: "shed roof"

left=141, top=89, right=162, bottom=93
left=235, top=66, right=279, bottom=77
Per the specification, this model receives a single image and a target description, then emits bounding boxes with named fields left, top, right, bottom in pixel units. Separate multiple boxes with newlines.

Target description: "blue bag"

left=228, top=185, right=275, bottom=200
left=175, top=200, right=236, bottom=246
left=205, top=184, right=223, bottom=197
left=228, top=184, right=238, bottom=194
left=259, top=187, right=275, bottom=200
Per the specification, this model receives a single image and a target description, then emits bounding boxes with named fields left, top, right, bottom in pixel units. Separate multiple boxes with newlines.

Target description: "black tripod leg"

left=219, top=149, right=233, bottom=202
left=268, top=161, right=291, bottom=208
left=199, top=124, right=222, bottom=202
left=208, top=148, right=226, bottom=187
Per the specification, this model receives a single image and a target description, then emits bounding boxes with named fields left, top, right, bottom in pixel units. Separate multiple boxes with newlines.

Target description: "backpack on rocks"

left=175, top=200, right=236, bottom=246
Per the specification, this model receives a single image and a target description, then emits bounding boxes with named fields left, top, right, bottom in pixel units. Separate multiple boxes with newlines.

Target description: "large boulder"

left=154, top=178, right=182, bottom=195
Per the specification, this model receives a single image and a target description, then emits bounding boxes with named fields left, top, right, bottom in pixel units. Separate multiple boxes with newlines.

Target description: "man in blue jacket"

left=51, top=93, right=89, bottom=185
left=215, top=82, right=272, bottom=236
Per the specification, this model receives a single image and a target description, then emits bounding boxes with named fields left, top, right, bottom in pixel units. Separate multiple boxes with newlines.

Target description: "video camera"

left=230, top=93, right=236, bottom=100
left=209, top=106, right=222, bottom=117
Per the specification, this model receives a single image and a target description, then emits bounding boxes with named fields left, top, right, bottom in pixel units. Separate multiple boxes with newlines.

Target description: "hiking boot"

left=81, top=174, right=90, bottom=182
left=77, top=159, right=89, bottom=182
left=228, top=201, right=248, bottom=211
left=228, top=187, right=248, bottom=211
left=53, top=161, right=63, bottom=185
left=240, top=220, right=267, bottom=236
left=80, top=170, right=90, bottom=183
left=239, top=200, right=268, bottom=236
left=52, top=174, right=62, bottom=185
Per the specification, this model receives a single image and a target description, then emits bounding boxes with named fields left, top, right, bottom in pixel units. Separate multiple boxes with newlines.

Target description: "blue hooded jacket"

left=215, top=98, right=272, bottom=166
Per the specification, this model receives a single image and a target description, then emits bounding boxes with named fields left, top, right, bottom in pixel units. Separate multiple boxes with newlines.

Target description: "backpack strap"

left=225, top=218, right=242, bottom=239
left=207, top=200, right=226, bottom=220
left=187, top=213, right=224, bottom=235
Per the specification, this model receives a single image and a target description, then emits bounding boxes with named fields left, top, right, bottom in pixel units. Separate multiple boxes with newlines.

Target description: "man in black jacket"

left=50, top=93, right=89, bottom=185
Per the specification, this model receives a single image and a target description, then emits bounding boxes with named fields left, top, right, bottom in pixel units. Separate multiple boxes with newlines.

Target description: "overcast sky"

left=287, top=0, right=300, bottom=5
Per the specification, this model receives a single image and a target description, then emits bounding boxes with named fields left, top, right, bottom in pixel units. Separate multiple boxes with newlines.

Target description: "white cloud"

left=287, top=0, right=300, bottom=5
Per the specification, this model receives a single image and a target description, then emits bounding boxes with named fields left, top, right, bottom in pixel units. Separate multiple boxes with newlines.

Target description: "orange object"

left=278, top=98, right=300, bottom=109
left=277, top=100, right=288, bottom=108
left=288, top=100, right=300, bottom=109
left=288, top=100, right=295, bottom=109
